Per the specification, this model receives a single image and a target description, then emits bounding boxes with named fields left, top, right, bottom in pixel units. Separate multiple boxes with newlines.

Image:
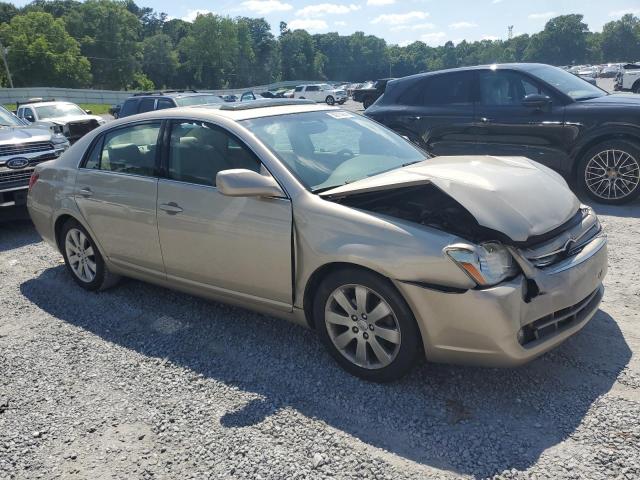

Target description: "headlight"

left=50, top=124, right=64, bottom=134
left=98, top=118, right=106, bottom=125
left=51, top=134, right=70, bottom=148
left=445, top=242, right=519, bottom=287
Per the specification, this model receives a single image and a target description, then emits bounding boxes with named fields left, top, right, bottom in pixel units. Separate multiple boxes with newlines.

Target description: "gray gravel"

left=1, top=196, right=640, bottom=479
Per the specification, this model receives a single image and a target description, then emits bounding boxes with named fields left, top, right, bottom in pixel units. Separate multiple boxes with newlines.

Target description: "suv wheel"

left=578, top=139, right=640, bottom=204
left=363, top=96, right=374, bottom=109
left=314, top=268, right=421, bottom=382
left=60, top=219, right=120, bottom=291
left=325, top=95, right=335, bottom=106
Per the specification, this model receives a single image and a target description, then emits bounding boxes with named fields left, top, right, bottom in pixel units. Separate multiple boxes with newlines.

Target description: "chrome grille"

left=522, top=208, right=601, bottom=269
left=0, top=141, right=54, bottom=157
left=0, top=168, right=33, bottom=185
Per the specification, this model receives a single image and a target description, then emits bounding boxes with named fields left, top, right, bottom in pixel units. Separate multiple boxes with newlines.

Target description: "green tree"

left=177, top=13, right=239, bottom=88
left=536, top=14, right=590, bottom=65
left=238, top=17, right=279, bottom=85
left=601, top=14, right=640, bottom=62
left=0, top=2, right=18, bottom=24
left=279, top=28, right=317, bottom=79
left=142, top=33, right=177, bottom=88
left=65, top=0, right=142, bottom=89
left=0, top=11, right=91, bottom=87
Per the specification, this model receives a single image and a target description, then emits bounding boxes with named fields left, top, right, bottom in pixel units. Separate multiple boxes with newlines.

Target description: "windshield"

left=242, top=110, right=427, bottom=192
left=175, top=95, right=224, bottom=107
left=35, top=103, right=86, bottom=119
left=528, top=65, right=606, bottom=101
left=0, top=106, right=24, bottom=126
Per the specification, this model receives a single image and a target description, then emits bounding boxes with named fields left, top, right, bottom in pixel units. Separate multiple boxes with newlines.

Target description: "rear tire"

left=578, top=139, right=640, bottom=205
left=60, top=219, right=120, bottom=291
left=362, top=96, right=374, bottom=109
left=314, top=268, right=421, bottom=382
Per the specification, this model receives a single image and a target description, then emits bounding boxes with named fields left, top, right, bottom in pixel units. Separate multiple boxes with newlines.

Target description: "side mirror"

left=216, top=169, right=285, bottom=198
left=24, top=114, right=35, bottom=122
left=85, top=109, right=92, bottom=114
left=522, top=93, right=551, bottom=109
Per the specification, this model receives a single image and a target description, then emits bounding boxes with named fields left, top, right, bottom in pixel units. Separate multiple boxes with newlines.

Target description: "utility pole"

left=0, top=41, right=13, bottom=88
left=508, top=25, right=514, bottom=40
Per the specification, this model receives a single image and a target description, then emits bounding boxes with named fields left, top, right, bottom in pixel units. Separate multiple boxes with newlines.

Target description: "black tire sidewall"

left=363, top=96, right=372, bottom=109
left=325, top=96, right=335, bottom=105
left=313, top=268, right=421, bottom=382
left=578, top=139, right=640, bottom=205
left=60, top=219, right=107, bottom=291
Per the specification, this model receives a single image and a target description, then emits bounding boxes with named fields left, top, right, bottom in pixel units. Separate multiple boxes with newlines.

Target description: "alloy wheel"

left=65, top=227, right=97, bottom=283
left=324, top=284, right=401, bottom=369
left=584, top=149, right=640, bottom=201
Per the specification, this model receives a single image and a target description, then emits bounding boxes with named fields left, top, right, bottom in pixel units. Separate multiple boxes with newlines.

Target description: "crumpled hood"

left=321, top=156, right=580, bottom=242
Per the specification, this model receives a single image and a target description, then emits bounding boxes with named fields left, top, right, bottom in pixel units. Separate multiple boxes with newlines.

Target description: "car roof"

left=394, top=63, right=554, bottom=83
left=119, top=101, right=337, bottom=122
left=127, top=92, right=218, bottom=100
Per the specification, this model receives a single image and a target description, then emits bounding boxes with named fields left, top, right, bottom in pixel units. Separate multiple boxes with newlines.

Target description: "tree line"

left=0, top=0, right=639, bottom=91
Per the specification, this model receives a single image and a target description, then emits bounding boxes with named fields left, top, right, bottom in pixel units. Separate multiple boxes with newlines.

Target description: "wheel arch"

left=572, top=133, right=640, bottom=178
left=53, top=212, right=106, bottom=260
left=302, top=262, right=400, bottom=330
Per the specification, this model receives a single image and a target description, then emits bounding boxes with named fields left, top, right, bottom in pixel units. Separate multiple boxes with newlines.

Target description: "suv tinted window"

left=307, top=86, right=320, bottom=92
left=97, top=123, right=160, bottom=176
left=422, top=72, right=474, bottom=106
left=156, top=98, right=174, bottom=110
left=294, top=86, right=303, bottom=92
left=137, top=98, right=156, bottom=113
left=479, top=70, right=552, bottom=106
left=120, top=99, right=138, bottom=117
left=168, top=121, right=260, bottom=187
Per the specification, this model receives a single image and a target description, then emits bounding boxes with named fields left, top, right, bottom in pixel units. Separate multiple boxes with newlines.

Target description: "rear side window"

left=120, top=99, right=138, bottom=117
left=156, top=98, right=174, bottom=110
left=93, top=123, right=161, bottom=176
left=421, top=72, right=474, bottom=106
left=137, top=98, right=156, bottom=113
left=294, top=86, right=303, bottom=92
left=307, top=86, right=320, bottom=92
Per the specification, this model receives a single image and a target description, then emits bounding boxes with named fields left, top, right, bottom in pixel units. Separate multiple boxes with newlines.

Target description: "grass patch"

left=3, top=103, right=112, bottom=115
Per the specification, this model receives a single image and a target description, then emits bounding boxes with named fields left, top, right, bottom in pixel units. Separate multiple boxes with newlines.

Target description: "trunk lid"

left=320, top=156, right=579, bottom=243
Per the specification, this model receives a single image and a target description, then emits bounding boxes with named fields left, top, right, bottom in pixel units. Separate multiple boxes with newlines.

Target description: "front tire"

left=578, top=140, right=640, bottom=204
left=325, top=95, right=335, bottom=106
left=314, top=268, right=421, bottom=382
left=362, top=96, right=374, bottom=109
left=60, top=219, right=120, bottom=291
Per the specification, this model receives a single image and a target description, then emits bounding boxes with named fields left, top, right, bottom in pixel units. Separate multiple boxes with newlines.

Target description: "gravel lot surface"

left=2, top=83, right=640, bottom=479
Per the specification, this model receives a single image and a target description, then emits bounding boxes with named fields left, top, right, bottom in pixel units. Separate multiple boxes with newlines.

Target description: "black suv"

left=118, top=90, right=223, bottom=118
left=366, top=63, right=640, bottom=204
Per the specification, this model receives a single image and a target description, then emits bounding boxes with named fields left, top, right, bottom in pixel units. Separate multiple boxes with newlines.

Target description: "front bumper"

left=395, top=234, right=607, bottom=367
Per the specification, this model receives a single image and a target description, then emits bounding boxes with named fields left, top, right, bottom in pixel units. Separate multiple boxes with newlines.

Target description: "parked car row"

left=26, top=98, right=608, bottom=382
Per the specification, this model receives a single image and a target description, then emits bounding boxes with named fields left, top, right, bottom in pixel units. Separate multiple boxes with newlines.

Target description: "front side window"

left=168, top=121, right=260, bottom=187
left=23, top=107, right=35, bottom=121
left=243, top=111, right=426, bottom=192
left=422, top=72, right=473, bottom=106
left=92, top=123, right=160, bottom=176
left=479, top=70, right=552, bottom=106
left=35, top=103, right=85, bottom=119
left=527, top=64, right=606, bottom=101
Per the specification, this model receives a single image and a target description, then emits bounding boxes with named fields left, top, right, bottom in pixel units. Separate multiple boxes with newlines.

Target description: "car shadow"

left=20, top=266, right=631, bottom=477
left=577, top=194, right=640, bottom=219
left=0, top=210, right=41, bottom=252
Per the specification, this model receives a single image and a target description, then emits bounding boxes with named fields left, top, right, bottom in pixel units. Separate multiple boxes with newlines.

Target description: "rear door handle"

left=159, top=202, right=183, bottom=214
left=78, top=187, right=93, bottom=197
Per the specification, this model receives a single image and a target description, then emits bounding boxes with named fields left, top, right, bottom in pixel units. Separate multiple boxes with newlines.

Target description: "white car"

left=292, top=84, right=347, bottom=105
left=615, top=64, right=640, bottom=93
left=16, top=99, right=106, bottom=143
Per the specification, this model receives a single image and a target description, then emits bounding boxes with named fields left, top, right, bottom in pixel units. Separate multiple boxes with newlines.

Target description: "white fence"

left=0, top=81, right=348, bottom=105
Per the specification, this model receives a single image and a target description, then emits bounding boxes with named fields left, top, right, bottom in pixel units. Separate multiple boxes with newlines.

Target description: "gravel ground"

left=1, top=195, right=639, bottom=480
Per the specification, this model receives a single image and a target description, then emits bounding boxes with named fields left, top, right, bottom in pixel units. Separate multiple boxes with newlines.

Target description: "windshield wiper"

left=366, top=160, right=424, bottom=177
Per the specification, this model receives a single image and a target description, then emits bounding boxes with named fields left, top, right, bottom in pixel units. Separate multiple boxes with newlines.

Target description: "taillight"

left=28, top=172, right=39, bottom=192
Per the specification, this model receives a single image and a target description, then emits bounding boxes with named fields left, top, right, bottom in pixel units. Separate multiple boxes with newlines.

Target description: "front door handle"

left=78, top=187, right=93, bottom=197
left=159, top=202, right=183, bottom=215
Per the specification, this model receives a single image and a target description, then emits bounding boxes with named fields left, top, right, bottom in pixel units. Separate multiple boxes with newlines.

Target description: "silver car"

left=27, top=100, right=608, bottom=382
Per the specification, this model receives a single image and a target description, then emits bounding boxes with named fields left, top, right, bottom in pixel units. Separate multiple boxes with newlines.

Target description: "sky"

left=12, top=0, right=640, bottom=46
